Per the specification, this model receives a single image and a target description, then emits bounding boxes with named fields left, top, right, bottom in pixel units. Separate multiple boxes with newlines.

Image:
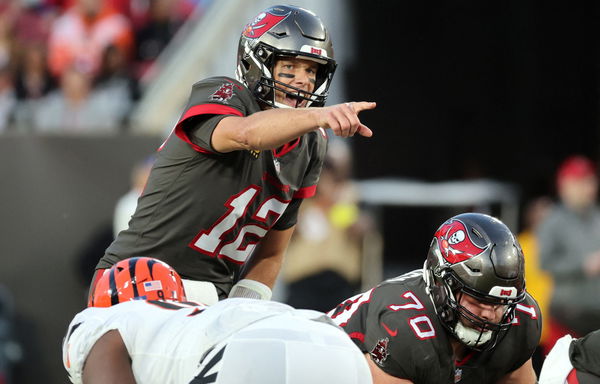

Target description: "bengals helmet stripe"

left=108, top=266, right=119, bottom=306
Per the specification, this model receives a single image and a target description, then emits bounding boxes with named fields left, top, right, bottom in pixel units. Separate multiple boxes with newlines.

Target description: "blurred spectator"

left=282, top=140, right=372, bottom=312
left=113, top=156, right=154, bottom=237
left=0, top=14, right=13, bottom=71
left=47, top=0, right=134, bottom=78
left=13, top=42, right=56, bottom=101
left=133, top=0, right=190, bottom=79
left=11, top=1, right=58, bottom=45
left=93, top=44, right=138, bottom=126
left=538, top=155, right=600, bottom=346
left=21, top=66, right=124, bottom=133
left=0, top=65, right=16, bottom=132
left=517, top=196, right=554, bottom=370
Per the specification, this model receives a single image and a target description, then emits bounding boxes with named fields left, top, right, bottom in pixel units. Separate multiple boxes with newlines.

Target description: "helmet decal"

left=435, top=219, right=486, bottom=264
left=243, top=11, right=290, bottom=39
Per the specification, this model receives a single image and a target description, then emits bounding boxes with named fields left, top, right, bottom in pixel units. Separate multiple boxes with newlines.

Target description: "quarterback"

left=65, top=257, right=372, bottom=384
left=91, top=5, right=376, bottom=304
left=329, top=213, right=542, bottom=383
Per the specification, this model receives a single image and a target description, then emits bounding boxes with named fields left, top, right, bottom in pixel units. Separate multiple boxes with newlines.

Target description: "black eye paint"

left=278, top=72, right=295, bottom=78
left=308, top=78, right=316, bottom=84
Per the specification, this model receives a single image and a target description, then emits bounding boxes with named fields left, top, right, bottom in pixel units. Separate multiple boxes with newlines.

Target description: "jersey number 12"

left=190, top=186, right=290, bottom=264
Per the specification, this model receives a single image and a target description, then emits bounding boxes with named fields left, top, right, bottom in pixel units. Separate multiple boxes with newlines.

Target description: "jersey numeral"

left=328, top=289, right=374, bottom=326
left=388, top=291, right=425, bottom=311
left=408, top=315, right=436, bottom=339
left=387, top=290, right=437, bottom=339
left=511, top=303, right=538, bottom=325
left=191, top=186, right=290, bottom=264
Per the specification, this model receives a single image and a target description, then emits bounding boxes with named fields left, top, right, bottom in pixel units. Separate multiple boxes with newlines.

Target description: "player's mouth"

left=283, top=93, right=306, bottom=107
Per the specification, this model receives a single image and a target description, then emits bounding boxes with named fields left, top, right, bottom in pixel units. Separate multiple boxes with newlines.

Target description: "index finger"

left=350, top=101, right=377, bottom=113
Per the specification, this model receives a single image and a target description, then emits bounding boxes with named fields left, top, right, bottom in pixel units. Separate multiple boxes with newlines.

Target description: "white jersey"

left=62, top=298, right=371, bottom=384
left=539, top=334, right=574, bottom=384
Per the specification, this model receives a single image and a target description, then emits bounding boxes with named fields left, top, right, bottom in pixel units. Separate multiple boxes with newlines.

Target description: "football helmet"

left=236, top=5, right=337, bottom=108
left=424, top=213, right=526, bottom=351
left=89, top=257, right=186, bottom=307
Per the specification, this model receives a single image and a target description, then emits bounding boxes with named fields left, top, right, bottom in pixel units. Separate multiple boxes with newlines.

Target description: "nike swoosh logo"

left=382, top=322, right=398, bottom=337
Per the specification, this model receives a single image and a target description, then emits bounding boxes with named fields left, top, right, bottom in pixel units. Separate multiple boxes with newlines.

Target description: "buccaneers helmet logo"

left=435, top=219, right=486, bottom=263
left=242, top=10, right=290, bottom=38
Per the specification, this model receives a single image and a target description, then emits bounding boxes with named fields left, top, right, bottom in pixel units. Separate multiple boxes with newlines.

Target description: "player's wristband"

left=229, top=279, right=272, bottom=300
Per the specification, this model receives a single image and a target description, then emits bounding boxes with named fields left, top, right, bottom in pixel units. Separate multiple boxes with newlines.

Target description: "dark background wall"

left=349, top=2, right=600, bottom=186
left=0, top=135, right=161, bottom=383
left=346, top=1, right=600, bottom=270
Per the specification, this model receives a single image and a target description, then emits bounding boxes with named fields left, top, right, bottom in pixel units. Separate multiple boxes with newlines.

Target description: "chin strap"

left=228, top=279, right=273, bottom=300
left=454, top=321, right=492, bottom=347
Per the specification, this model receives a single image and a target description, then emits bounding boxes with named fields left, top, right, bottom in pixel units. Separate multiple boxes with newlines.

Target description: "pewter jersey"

left=62, top=299, right=345, bottom=384
left=328, top=270, right=542, bottom=384
left=98, top=77, right=327, bottom=293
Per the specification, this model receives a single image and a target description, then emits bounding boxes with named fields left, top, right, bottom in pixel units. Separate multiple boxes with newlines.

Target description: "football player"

left=328, top=213, right=542, bottom=383
left=91, top=5, right=376, bottom=305
left=65, top=257, right=372, bottom=384
left=539, top=330, right=600, bottom=383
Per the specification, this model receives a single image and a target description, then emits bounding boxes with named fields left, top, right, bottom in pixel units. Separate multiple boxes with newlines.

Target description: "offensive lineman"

left=91, top=5, right=376, bottom=304
left=64, top=257, right=372, bottom=384
left=329, top=213, right=542, bottom=383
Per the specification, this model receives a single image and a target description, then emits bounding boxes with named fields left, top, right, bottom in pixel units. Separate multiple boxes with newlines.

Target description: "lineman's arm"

left=212, top=101, right=376, bottom=153
left=496, top=358, right=537, bottom=384
left=82, top=330, right=135, bottom=384
left=366, top=354, right=414, bottom=384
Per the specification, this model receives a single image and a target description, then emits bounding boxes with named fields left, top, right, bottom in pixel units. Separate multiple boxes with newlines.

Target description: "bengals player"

left=65, top=257, right=372, bottom=384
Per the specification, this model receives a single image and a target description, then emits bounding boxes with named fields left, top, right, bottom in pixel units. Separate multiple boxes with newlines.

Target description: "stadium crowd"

left=0, top=0, right=209, bottom=133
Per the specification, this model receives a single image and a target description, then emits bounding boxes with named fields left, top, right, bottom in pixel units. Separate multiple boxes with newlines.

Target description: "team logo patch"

left=370, top=338, right=389, bottom=366
left=243, top=10, right=290, bottom=38
left=454, top=368, right=462, bottom=383
left=210, top=83, right=235, bottom=102
left=435, top=219, right=487, bottom=263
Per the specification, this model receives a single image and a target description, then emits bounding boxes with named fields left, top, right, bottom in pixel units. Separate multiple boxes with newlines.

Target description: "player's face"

left=458, top=293, right=506, bottom=327
left=273, top=57, right=318, bottom=108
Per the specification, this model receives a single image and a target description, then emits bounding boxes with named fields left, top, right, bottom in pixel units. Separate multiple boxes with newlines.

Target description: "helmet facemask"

left=439, top=274, right=519, bottom=351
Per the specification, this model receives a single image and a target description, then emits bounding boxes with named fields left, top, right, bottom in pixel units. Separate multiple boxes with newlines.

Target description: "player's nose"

left=293, top=69, right=310, bottom=88
left=477, top=302, right=499, bottom=321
